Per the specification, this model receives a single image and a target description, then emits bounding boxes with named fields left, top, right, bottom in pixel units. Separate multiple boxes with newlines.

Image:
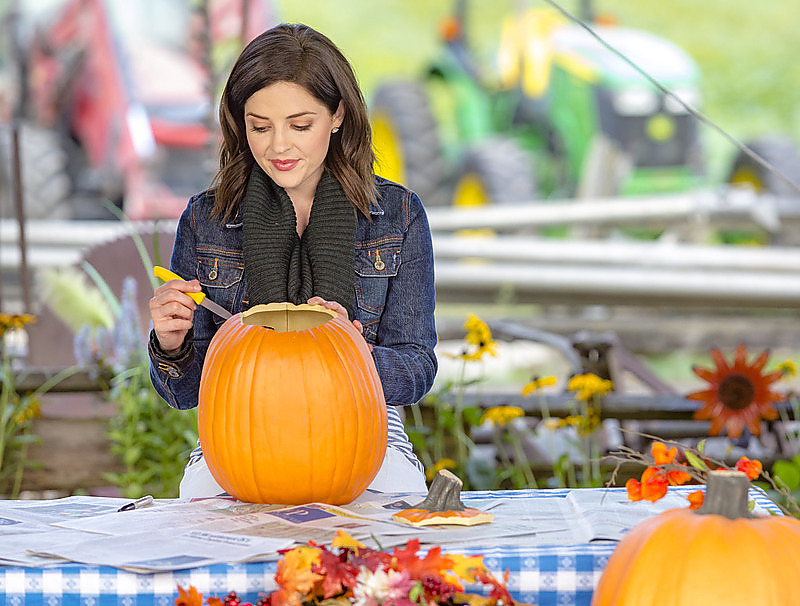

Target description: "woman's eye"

left=249, top=125, right=270, bottom=133
left=293, top=124, right=312, bottom=131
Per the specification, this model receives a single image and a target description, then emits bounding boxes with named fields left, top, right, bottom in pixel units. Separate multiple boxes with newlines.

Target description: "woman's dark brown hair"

left=213, top=23, right=376, bottom=220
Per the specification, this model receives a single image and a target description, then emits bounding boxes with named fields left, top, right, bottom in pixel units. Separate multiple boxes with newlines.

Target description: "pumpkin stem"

left=412, top=470, right=467, bottom=512
left=696, top=470, right=755, bottom=520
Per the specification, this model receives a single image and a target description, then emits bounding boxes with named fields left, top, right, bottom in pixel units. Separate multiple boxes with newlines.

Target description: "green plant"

left=0, top=314, right=79, bottom=497
left=103, top=357, right=198, bottom=498
left=41, top=212, right=197, bottom=498
left=71, top=273, right=198, bottom=499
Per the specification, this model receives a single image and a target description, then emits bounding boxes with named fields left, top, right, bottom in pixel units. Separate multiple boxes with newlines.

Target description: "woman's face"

left=244, top=81, right=344, bottom=204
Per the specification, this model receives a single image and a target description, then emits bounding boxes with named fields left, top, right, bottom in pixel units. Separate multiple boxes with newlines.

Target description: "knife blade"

left=153, top=265, right=232, bottom=320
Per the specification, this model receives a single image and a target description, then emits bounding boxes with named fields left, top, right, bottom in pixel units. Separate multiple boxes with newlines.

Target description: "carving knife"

left=153, top=265, right=232, bottom=320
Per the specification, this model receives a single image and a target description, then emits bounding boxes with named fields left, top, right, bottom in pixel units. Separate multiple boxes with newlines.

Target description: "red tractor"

left=1, top=0, right=274, bottom=220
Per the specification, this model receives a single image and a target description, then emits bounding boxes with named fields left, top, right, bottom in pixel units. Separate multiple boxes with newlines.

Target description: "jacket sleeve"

left=371, top=193, right=438, bottom=406
left=148, top=201, right=209, bottom=410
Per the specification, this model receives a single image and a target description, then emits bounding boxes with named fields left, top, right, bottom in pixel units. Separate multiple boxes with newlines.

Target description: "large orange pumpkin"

left=592, top=470, right=800, bottom=605
left=198, top=302, right=387, bottom=505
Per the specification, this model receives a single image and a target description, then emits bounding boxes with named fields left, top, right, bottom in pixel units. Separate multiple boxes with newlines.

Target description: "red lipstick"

left=271, top=159, right=299, bottom=171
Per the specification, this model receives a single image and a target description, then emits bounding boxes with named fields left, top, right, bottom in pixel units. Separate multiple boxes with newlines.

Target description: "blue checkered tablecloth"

left=0, top=486, right=781, bottom=606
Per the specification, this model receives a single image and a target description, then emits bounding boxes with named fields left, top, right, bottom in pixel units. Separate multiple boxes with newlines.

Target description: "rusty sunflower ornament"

left=688, top=344, right=784, bottom=438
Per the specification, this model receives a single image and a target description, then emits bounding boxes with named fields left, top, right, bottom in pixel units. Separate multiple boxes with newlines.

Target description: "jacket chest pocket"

left=354, top=245, right=400, bottom=340
left=196, top=253, right=244, bottom=320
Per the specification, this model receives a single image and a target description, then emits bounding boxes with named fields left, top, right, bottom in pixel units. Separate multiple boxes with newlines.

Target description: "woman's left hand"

left=307, top=296, right=372, bottom=351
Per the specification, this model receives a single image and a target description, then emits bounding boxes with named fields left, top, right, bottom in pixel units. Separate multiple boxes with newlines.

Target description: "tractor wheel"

left=727, top=136, right=800, bottom=244
left=451, top=138, right=537, bottom=207
left=371, top=80, right=448, bottom=206
left=727, top=136, right=800, bottom=197
left=0, top=123, right=73, bottom=219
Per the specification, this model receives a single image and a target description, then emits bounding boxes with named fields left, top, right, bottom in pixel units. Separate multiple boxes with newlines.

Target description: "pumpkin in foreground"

left=592, top=470, right=800, bottom=605
left=198, top=302, right=387, bottom=505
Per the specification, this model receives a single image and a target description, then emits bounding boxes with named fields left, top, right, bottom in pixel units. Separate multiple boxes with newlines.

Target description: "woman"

left=148, top=23, right=437, bottom=498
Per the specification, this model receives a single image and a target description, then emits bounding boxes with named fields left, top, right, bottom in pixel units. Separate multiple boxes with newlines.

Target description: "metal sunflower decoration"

left=688, top=344, right=785, bottom=438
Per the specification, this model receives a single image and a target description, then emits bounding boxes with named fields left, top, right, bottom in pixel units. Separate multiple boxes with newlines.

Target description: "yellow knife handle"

left=152, top=265, right=206, bottom=304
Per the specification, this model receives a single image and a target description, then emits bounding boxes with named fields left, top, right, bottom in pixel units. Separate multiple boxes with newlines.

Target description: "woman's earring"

left=331, top=127, right=340, bottom=134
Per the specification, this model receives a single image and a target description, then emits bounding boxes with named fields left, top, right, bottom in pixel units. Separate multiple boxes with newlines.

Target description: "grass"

left=274, top=0, right=800, bottom=182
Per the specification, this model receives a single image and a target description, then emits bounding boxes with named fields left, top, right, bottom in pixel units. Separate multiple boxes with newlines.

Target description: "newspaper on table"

left=0, top=487, right=779, bottom=570
left=29, top=528, right=292, bottom=572
left=565, top=487, right=776, bottom=542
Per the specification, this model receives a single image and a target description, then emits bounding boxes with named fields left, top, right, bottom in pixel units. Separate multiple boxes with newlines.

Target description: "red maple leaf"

left=312, top=548, right=359, bottom=598
left=392, top=541, right=453, bottom=581
left=350, top=546, right=392, bottom=572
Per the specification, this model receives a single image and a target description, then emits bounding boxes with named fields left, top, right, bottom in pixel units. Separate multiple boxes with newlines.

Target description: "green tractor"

left=370, top=1, right=798, bottom=212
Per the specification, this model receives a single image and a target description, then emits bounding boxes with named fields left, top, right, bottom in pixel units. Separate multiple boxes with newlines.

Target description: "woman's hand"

left=149, top=278, right=202, bottom=354
left=307, top=296, right=372, bottom=351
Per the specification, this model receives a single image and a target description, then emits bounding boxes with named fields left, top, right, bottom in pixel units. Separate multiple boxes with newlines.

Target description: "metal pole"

left=11, top=122, right=32, bottom=313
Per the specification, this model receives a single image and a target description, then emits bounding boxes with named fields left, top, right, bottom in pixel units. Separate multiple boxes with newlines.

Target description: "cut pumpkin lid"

left=242, top=302, right=338, bottom=332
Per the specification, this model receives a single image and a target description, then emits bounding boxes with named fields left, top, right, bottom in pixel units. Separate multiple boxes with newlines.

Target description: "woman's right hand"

left=149, top=278, right=202, bottom=354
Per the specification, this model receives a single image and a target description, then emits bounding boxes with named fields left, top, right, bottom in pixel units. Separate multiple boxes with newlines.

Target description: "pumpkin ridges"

left=760, top=518, right=800, bottom=603
left=213, top=320, right=257, bottom=498
left=332, top=318, right=387, bottom=477
left=236, top=323, right=271, bottom=500
left=249, top=323, right=276, bottom=503
left=326, top=318, right=387, bottom=496
left=201, top=318, right=244, bottom=494
left=314, top=318, right=384, bottom=500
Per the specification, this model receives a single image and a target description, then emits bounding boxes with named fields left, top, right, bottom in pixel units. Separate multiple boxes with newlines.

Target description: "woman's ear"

left=333, top=101, right=345, bottom=130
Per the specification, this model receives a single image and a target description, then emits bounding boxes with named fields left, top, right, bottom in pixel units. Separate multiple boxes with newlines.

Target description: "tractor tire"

left=727, top=136, right=800, bottom=198
left=451, top=137, right=537, bottom=207
left=0, top=123, right=73, bottom=219
left=371, top=80, right=448, bottom=206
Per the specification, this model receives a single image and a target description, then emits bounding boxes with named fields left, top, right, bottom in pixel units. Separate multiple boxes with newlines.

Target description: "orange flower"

left=735, top=456, right=763, bottom=481
left=687, top=490, right=705, bottom=510
left=626, top=478, right=642, bottom=501
left=640, top=467, right=669, bottom=502
left=689, top=344, right=784, bottom=438
left=175, top=585, right=203, bottom=606
left=666, top=467, right=691, bottom=486
left=650, top=442, right=691, bottom=485
left=651, top=442, right=677, bottom=465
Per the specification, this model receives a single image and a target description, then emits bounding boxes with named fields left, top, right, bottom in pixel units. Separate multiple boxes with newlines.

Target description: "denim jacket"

left=149, top=176, right=438, bottom=412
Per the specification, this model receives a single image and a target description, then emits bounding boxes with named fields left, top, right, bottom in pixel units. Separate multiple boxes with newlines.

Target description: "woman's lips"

left=271, top=159, right=299, bottom=171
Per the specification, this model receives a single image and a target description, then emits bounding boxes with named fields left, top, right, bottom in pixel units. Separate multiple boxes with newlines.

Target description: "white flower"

left=352, top=566, right=391, bottom=606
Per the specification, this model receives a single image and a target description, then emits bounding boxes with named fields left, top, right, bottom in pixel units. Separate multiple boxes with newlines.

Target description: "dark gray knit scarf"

left=242, top=165, right=356, bottom=320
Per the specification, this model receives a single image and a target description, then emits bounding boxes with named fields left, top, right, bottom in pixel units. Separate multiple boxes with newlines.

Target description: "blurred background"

left=2, top=0, right=800, bottom=496
left=2, top=0, right=800, bottom=369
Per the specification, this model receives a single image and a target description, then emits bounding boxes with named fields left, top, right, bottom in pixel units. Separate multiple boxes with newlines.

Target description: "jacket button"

left=167, top=368, right=181, bottom=378
left=208, top=269, right=218, bottom=280
left=374, top=259, right=385, bottom=271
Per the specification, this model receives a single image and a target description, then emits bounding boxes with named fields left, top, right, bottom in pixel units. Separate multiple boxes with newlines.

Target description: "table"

left=0, top=486, right=781, bottom=606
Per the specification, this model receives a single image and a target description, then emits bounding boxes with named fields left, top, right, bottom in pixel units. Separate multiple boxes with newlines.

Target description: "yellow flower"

left=778, top=359, right=798, bottom=378
left=480, top=406, right=524, bottom=427
left=331, top=530, right=365, bottom=551
left=426, top=458, right=457, bottom=481
left=567, top=373, right=614, bottom=401
left=521, top=375, right=557, bottom=396
left=461, top=314, right=497, bottom=361
left=13, top=400, right=41, bottom=424
left=542, top=417, right=562, bottom=430
left=0, top=313, right=36, bottom=337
